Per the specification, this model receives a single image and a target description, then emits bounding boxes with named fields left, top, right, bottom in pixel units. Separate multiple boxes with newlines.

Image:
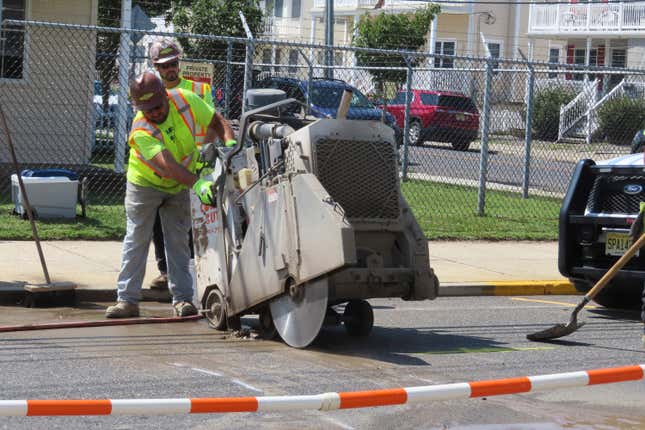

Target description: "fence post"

left=114, top=0, right=132, bottom=174
left=297, top=49, right=313, bottom=115
left=224, top=42, right=232, bottom=119
left=402, top=57, right=414, bottom=181
left=242, top=39, right=254, bottom=115
left=477, top=57, right=493, bottom=216
left=521, top=52, right=535, bottom=199
left=240, top=11, right=254, bottom=115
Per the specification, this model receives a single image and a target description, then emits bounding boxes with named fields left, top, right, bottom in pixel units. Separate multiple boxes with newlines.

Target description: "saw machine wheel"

left=343, top=299, right=374, bottom=337
left=204, top=288, right=227, bottom=330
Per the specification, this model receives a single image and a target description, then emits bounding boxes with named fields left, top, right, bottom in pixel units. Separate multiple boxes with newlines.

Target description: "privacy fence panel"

left=2, top=20, right=645, bottom=237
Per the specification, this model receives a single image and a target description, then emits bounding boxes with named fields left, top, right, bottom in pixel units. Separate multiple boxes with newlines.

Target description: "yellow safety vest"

left=127, top=89, right=197, bottom=193
left=178, top=79, right=213, bottom=146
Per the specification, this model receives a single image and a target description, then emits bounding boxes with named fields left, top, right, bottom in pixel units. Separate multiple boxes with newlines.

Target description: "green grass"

left=0, top=180, right=561, bottom=241
left=402, top=180, right=560, bottom=240
left=0, top=204, right=125, bottom=240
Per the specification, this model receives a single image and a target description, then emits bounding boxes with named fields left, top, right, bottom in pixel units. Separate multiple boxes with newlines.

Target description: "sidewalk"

left=0, top=240, right=575, bottom=302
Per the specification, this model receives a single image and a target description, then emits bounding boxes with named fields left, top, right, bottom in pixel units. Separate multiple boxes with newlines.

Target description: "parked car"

left=385, top=89, right=479, bottom=151
left=93, top=80, right=133, bottom=128
left=254, top=77, right=403, bottom=147
left=559, top=153, right=645, bottom=309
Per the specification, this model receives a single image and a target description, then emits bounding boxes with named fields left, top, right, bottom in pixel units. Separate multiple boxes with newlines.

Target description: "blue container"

left=21, top=168, right=79, bottom=181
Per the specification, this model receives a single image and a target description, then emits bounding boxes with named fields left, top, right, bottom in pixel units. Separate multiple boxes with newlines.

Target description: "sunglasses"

left=157, top=61, right=178, bottom=70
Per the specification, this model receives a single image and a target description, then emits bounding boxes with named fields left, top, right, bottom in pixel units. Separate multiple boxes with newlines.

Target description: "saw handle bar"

left=216, top=97, right=304, bottom=221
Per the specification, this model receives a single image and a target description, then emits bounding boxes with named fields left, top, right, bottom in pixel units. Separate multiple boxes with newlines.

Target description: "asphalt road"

left=0, top=296, right=643, bottom=429
left=405, top=143, right=577, bottom=194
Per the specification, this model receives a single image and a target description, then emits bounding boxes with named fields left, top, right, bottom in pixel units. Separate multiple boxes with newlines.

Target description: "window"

left=573, top=47, right=597, bottom=81
left=274, top=0, right=283, bottom=17
left=391, top=91, right=413, bottom=105
left=438, top=95, right=477, bottom=113
left=292, top=0, right=301, bottom=18
left=434, top=41, right=455, bottom=69
left=548, top=47, right=560, bottom=79
left=1, top=0, right=26, bottom=79
left=262, top=49, right=272, bottom=72
left=610, top=48, right=626, bottom=87
left=334, top=51, right=344, bottom=67
left=288, top=49, right=298, bottom=76
left=273, top=49, right=282, bottom=74
left=420, top=93, right=438, bottom=106
left=487, top=42, right=501, bottom=74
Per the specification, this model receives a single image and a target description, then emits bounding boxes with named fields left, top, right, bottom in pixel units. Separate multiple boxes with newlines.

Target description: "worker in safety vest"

left=105, top=71, right=235, bottom=319
left=146, top=38, right=233, bottom=292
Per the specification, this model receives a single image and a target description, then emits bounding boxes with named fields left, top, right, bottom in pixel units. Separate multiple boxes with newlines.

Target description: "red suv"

left=386, top=90, right=479, bottom=151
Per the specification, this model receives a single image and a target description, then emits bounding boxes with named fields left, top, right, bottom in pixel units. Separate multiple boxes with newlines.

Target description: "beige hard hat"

left=129, top=71, right=166, bottom=111
left=150, top=38, right=181, bottom=64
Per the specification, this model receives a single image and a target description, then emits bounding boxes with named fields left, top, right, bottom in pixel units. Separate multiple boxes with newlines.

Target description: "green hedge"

left=597, top=96, right=645, bottom=146
left=532, top=88, right=576, bottom=141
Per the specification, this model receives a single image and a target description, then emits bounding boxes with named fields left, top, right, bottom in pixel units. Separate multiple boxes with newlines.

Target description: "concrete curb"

left=0, top=280, right=578, bottom=305
left=439, top=280, right=578, bottom=297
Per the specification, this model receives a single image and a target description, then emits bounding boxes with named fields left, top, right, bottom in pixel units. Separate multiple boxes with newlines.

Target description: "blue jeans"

left=116, top=182, right=193, bottom=304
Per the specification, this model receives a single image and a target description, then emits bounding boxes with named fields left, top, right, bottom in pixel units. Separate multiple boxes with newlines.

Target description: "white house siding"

left=0, top=0, right=98, bottom=164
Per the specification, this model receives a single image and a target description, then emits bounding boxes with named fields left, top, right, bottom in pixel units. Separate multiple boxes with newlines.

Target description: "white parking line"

left=169, top=362, right=262, bottom=393
left=190, top=367, right=223, bottom=377
left=230, top=378, right=263, bottom=393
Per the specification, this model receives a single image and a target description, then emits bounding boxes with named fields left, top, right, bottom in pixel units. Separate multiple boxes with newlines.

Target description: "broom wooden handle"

left=0, top=104, right=51, bottom=283
left=586, top=231, right=645, bottom=300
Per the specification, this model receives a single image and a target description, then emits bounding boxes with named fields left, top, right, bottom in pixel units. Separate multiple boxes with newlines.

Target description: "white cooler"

left=11, top=174, right=79, bottom=219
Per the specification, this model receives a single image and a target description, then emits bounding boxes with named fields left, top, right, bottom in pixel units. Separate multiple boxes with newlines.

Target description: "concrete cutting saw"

left=191, top=89, right=439, bottom=348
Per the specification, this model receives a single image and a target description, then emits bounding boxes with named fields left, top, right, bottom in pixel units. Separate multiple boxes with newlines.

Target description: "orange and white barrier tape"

left=1, top=364, right=642, bottom=416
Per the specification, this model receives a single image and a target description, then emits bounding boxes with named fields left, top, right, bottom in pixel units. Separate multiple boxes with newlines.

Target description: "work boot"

left=173, top=301, right=198, bottom=317
left=149, top=273, right=168, bottom=291
left=105, top=301, right=140, bottom=319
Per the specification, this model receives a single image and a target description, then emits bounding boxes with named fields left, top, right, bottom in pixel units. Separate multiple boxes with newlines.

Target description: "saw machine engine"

left=191, top=88, right=439, bottom=348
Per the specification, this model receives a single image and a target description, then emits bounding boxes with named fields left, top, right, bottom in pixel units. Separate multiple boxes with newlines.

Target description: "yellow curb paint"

left=485, top=281, right=579, bottom=296
left=511, top=297, right=597, bottom=309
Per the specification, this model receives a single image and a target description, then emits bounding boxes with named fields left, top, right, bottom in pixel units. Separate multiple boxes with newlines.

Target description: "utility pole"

left=325, top=0, right=334, bottom=79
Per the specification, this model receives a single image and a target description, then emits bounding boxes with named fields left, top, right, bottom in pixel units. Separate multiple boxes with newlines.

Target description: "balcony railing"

left=313, top=0, right=468, bottom=11
left=263, top=16, right=302, bottom=38
left=529, top=1, right=645, bottom=34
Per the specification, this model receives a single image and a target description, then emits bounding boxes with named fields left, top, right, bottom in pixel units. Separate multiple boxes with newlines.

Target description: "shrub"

left=532, top=88, right=576, bottom=141
left=597, top=96, right=645, bottom=146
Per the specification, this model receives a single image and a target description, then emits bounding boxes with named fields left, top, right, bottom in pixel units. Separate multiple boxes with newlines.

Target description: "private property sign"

left=180, top=61, right=213, bottom=84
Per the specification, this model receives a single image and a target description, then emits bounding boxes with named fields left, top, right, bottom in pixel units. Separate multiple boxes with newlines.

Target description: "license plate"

left=456, top=113, right=465, bottom=121
left=605, top=232, right=636, bottom=256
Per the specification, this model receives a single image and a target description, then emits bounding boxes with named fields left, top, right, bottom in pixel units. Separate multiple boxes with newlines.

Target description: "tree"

left=353, top=5, right=440, bottom=93
left=95, top=1, right=171, bottom=125
left=167, top=0, right=265, bottom=58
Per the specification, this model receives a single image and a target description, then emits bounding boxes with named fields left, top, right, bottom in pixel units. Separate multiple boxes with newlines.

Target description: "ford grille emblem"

left=624, top=184, right=643, bottom=195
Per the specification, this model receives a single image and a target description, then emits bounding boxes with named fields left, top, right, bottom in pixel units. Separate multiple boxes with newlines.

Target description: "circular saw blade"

left=269, top=278, right=328, bottom=348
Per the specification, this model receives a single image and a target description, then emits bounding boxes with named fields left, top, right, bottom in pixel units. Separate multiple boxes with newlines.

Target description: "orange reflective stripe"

left=181, top=153, right=193, bottom=167
left=134, top=150, right=165, bottom=177
left=168, top=89, right=196, bottom=135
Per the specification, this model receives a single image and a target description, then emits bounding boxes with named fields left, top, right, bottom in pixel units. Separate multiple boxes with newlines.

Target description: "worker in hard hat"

left=146, top=38, right=231, bottom=292
left=105, top=70, right=235, bottom=319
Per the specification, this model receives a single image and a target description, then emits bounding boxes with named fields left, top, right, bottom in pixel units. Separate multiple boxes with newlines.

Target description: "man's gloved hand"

left=192, top=178, right=216, bottom=206
left=224, top=139, right=237, bottom=148
left=195, top=143, right=216, bottom=175
left=629, top=202, right=645, bottom=244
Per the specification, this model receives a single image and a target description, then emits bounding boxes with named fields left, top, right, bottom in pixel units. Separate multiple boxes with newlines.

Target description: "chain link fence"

left=2, top=20, right=645, bottom=236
